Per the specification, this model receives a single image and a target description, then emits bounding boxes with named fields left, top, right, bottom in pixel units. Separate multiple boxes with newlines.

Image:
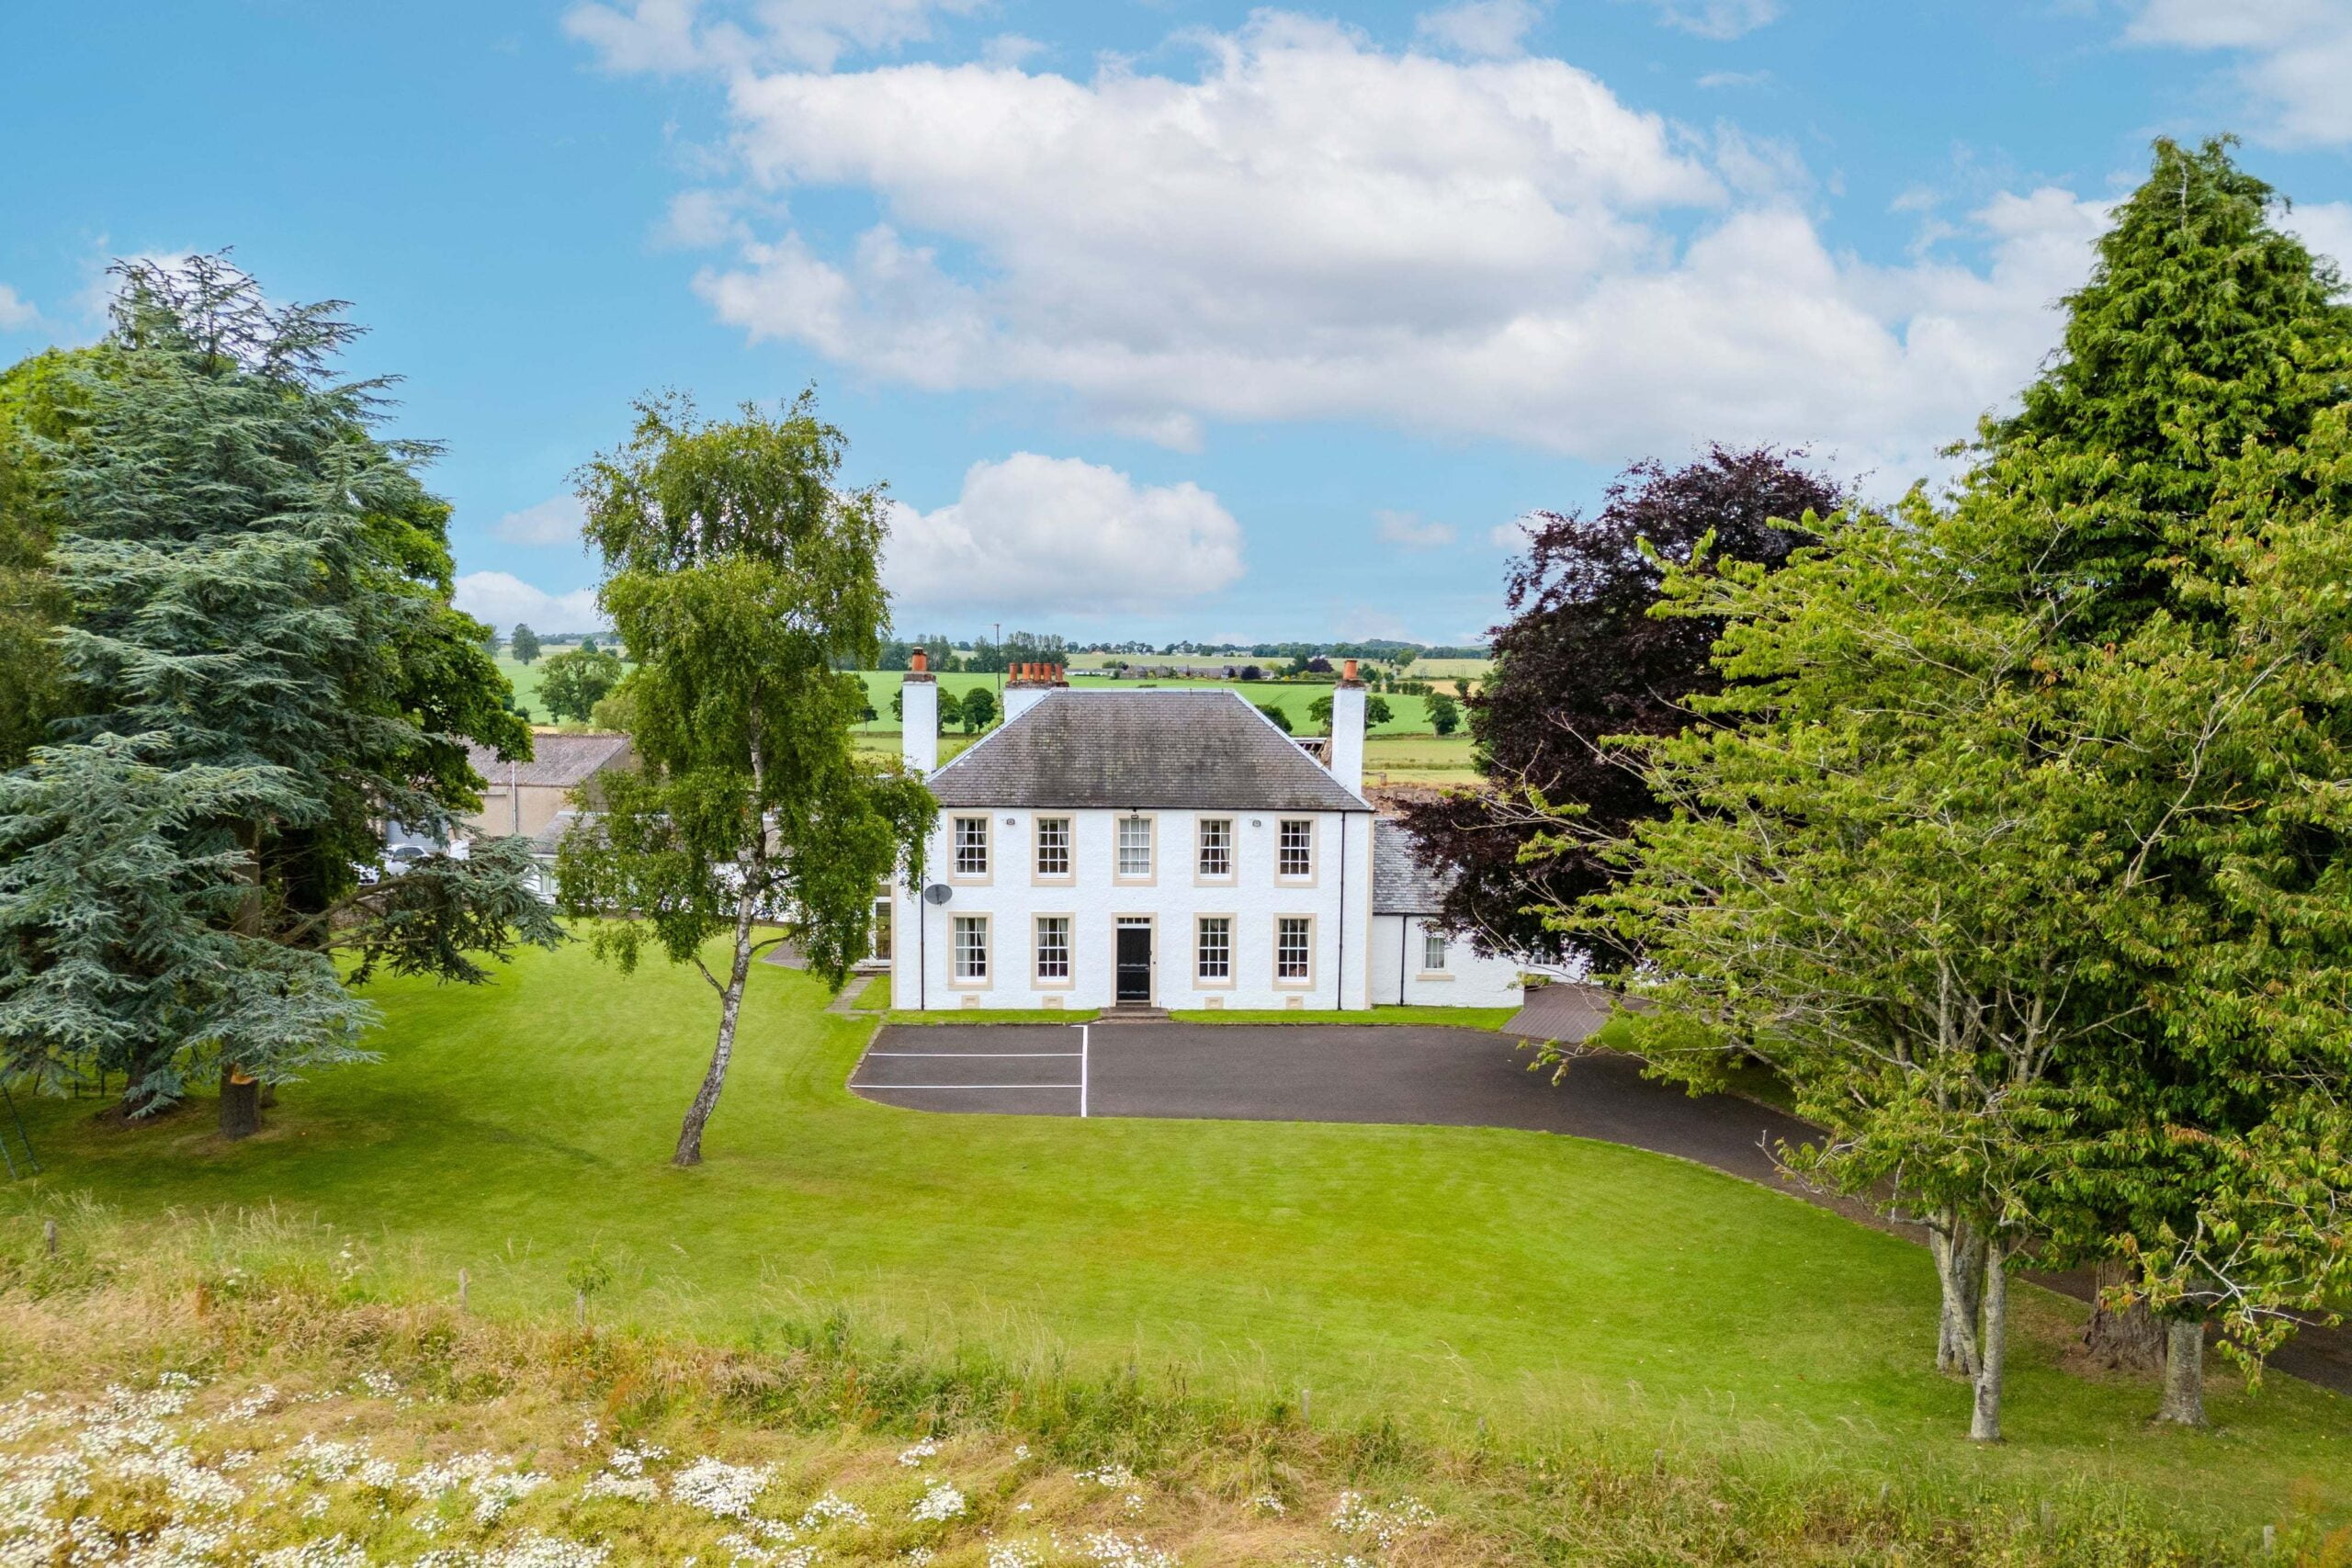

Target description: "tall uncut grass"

left=0, top=1198, right=2332, bottom=1566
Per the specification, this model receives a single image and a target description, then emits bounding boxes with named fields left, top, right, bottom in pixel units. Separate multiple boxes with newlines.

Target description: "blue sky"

left=5, top=1, right=2349, bottom=645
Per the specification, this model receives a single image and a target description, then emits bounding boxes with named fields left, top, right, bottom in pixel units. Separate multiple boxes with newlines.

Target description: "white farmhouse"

left=888, top=655, right=1521, bottom=1013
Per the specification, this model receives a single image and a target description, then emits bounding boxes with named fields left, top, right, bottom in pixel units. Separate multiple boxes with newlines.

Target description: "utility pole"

left=994, top=621, right=1003, bottom=701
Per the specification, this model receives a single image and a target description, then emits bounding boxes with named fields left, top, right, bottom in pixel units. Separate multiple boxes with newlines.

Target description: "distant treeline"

left=853, top=633, right=1486, bottom=671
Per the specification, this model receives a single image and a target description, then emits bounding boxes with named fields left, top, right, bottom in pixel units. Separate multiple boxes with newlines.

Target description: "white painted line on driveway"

left=864, top=1051, right=1081, bottom=1058
left=854, top=1083, right=1083, bottom=1090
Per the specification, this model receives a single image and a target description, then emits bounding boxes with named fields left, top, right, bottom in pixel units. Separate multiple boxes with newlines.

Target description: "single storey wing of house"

left=1369, top=818, right=1523, bottom=1008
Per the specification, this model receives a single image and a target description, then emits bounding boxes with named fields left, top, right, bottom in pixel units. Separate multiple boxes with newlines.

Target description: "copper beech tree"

left=1396, top=446, right=1844, bottom=963
left=558, top=392, right=934, bottom=1168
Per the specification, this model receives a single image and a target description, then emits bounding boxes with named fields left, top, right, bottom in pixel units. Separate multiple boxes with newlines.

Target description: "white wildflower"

left=287, top=1436, right=369, bottom=1482
left=1077, top=1531, right=1178, bottom=1567
left=1073, top=1463, right=1136, bottom=1490
left=220, top=1385, right=281, bottom=1421
left=910, top=1481, right=966, bottom=1523
left=797, top=1492, right=870, bottom=1530
left=482, top=1535, right=614, bottom=1568
left=254, top=1538, right=370, bottom=1568
left=405, top=1450, right=504, bottom=1499
left=896, top=1438, right=939, bottom=1468
left=358, top=1369, right=401, bottom=1398
left=672, top=1457, right=774, bottom=1520
left=471, top=1469, right=550, bottom=1523
left=581, top=1472, right=662, bottom=1503
left=987, top=1542, right=1046, bottom=1568
left=1328, top=1492, right=1437, bottom=1549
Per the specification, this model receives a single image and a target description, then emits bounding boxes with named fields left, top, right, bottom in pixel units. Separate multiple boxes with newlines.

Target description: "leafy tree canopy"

left=958, top=684, right=997, bottom=733
left=1398, top=446, right=1844, bottom=960
left=537, top=644, right=624, bottom=724
left=558, top=390, right=934, bottom=1167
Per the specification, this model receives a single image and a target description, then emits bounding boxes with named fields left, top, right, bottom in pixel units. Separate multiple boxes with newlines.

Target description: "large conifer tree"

left=0, top=255, right=559, bottom=1134
left=1967, top=138, right=2352, bottom=1420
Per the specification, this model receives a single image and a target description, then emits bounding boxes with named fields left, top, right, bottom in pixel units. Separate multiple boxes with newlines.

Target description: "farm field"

left=10, top=940, right=2347, bottom=1540
left=847, top=671, right=1476, bottom=737
left=495, top=650, right=635, bottom=724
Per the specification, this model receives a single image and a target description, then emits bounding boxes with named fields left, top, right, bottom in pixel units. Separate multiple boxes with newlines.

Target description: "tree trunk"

left=673, top=879, right=761, bottom=1168
left=2154, top=1317, right=2207, bottom=1427
left=220, top=822, right=271, bottom=1143
left=1970, top=1244, right=2007, bottom=1443
left=1931, top=1221, right=1984, bottom=1378
left=2084, top=1261, right=2165, bottom=1371
left=118, top=1041, right=178, bottom=1120
left=219, top=1069, right=260, bottom=1141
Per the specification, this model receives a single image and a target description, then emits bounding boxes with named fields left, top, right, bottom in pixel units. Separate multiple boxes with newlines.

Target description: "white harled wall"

left=892, top=807, right=1375, bottom=1011
left=1368, top=913, right=1525, bottom=1009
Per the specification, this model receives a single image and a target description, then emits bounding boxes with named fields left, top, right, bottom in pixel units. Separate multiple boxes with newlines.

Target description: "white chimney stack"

left=1328, top=658, right=1366, bottom=795
left=901, top=649, right=938, bottom=776
left=1003, top=662, right=1061, bottom=724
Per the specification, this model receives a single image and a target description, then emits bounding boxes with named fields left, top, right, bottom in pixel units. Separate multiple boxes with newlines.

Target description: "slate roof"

left=529, top=809, right=586, bottom=856
left=1373, top=818, right=1456, bottom=914
left=465, top=732, right=633, bottom=789
left=927, top=689, right=1367, bottom=811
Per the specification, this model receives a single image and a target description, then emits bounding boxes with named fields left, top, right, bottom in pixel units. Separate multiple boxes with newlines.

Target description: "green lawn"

left=12, top=941, right=2347, bottom=1532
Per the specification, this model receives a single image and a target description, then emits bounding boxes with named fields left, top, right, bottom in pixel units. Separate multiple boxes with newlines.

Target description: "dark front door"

left=1115, top=923, right=1153, bottom=1004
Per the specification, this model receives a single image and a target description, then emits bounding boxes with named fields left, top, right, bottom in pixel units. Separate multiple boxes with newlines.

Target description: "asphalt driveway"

left=854, top=1020, right=1816, bottom=1193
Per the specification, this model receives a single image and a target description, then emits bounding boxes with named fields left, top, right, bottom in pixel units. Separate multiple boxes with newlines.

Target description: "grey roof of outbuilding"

left=465, top=732, right=633, bottom=789
left=926, top=689, right=1368, bottom=811
left=1373, top=818, right=1456, bottom=914
left=529, top=809, right=586, bottom=856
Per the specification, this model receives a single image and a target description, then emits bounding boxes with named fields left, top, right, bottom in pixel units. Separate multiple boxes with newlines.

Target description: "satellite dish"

left=922, top=884, right=953, bottom=906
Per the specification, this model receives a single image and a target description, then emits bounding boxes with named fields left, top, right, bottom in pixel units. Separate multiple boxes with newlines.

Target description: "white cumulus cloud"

left=453, top=571, right=607, bottom=634
left=0, top=285, right=38, bottom=331
left=1415, top=0, right=1544, bottom=59
left=492, top=493, right=587, bottom=547
left=2285, top=201, right=2352, bottom=277
left=1633, top=0, right=1781, bottom=39
left=565, top=0, right=979, bottom=73
left=1489, top=514, right=1541, bottom=550
left=884, top=454, right=1244, bottom=619
left=628, top=11, right=2113, bottom=484
left=1376, top=509, right=1459, bottom=549
left=2127, top=0, right=2352, bottom=147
